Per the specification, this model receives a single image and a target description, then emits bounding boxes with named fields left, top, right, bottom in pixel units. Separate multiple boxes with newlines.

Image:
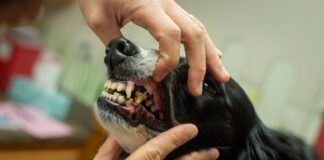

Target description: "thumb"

left=126, top=124, right=198, bottom=160
left=94, top=136, right=123, bottom=160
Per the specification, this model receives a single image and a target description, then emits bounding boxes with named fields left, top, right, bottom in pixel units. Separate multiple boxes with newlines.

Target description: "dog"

left=95, top=38, right=318, bottom=160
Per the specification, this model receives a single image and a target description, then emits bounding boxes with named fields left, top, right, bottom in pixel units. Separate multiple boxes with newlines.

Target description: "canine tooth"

left=117, top=83, right=125, bottom=92
left=126, top=82, right=135, bottom=98
left=111, top=82, right=117, bottom=90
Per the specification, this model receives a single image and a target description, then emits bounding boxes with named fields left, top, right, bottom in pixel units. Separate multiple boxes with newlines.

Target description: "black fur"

left=162, top=59, right=317, bottom=160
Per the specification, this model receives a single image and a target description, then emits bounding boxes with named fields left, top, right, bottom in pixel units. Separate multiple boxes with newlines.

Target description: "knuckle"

left=87, top=16, right=103, bottom=31
left=163, top=56, right=179, bottom=68
left=157, top=26, right=181, bottom=42
left=188, top=24, right=204, bottom=40
left=197, top=22, right=207, bottom=32
left=195, top=66, right=207, bottom=75
left=144, top=146, right=162, bottom=160
left=169, top=132, right=182, bottom=148
left=168, top=27, right=181, bottom=39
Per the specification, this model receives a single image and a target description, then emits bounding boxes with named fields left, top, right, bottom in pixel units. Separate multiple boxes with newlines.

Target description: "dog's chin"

left=95, top=78, right=170, bottom=152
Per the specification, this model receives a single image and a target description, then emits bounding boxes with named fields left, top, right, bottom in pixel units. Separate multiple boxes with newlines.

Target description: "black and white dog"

left=95, top=38, right=317, bottom=160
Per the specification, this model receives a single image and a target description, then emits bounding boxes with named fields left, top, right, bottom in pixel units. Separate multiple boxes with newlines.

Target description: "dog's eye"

left=203, top=82, right=221, bottom=95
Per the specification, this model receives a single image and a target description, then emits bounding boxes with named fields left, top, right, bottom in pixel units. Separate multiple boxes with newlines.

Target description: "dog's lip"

left=97, top=96, right=168, bottom=131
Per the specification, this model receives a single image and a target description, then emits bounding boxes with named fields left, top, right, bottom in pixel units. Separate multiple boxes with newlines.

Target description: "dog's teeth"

left=151, top=105, right=159, bottom=112
left=126, top=88, right=132, bottom=98
left=104, top=81, right=109, bottom=90
left=107, top=94, right=113, bottom=100
left=101, top=91, right=108, bottom=98
left=112, top=95, right=118, bottom=101
left=145, top=100, right=153, bottom=106
left=126, top=99, right=133, bottom=106
left=117, top=96, right=126, bottom=104
left=134, top=94, right=144, bottom=105
left=112, top=92, right=119, bottom=100
left=117, top=83, right=125, bottom=92
left=111, top=82, right=117, bottom=90
left=126, top=81, right=135, bottom=98
left=151, top=106, right=157, bottom=112
left=103, top=92, right=109, bottom=99
left=108, top=80, right=112, bottom=89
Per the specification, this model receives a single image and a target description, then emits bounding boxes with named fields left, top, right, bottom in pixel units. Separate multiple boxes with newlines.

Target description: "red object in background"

left=0, top=30, right=42, bottom=92
left=316, top=119, right=324, bottom=160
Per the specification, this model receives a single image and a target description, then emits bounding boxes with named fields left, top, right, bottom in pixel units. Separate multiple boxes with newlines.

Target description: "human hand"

left=79, top=0, right=230, bottom=96
left=93, top=124, right=219, bottom=160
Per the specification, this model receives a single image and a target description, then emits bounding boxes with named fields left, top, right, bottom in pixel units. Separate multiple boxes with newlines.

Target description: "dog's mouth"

left=97, top=78, right=168, bottom=131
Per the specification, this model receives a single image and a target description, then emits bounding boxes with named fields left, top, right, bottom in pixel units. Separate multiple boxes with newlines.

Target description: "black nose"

left=105, top=38, right=138, bottom=69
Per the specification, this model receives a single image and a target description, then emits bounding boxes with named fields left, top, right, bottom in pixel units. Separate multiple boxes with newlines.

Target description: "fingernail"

left=181, top=124, right=198, bottom=139
left=221, top=66, right=229, bottom=76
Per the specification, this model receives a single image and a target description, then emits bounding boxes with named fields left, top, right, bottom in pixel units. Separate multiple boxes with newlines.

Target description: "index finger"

left=126, top=124, right=198, bottom=160
left=131, top=8, right=181, bottom=82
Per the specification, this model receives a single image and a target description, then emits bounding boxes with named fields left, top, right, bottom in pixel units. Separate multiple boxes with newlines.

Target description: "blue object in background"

left=7, top=76, right=71, bottom=120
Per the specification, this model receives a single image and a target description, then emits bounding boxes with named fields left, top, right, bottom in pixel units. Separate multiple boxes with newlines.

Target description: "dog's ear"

left=241, top=122, right=279, bottom=160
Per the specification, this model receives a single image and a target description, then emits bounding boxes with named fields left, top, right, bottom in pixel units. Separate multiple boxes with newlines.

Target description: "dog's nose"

left=105, top=38, right=138, bottom=69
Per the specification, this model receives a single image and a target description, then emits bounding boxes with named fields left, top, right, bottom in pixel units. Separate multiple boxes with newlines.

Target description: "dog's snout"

left=105, top=38, right=138, bottom=69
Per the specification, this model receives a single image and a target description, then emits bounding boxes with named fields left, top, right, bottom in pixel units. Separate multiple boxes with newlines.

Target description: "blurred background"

left=0, top=0, right=323, bottom=159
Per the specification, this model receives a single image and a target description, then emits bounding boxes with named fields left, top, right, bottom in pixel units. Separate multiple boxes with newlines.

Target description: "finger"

left=79, top=0, right=123, bottom=45
left=126, top=124, right=198, bottom=160
left=176, top=148, right=219, bottom=160
left=94, top=136, right=123, bottom=160
left=130, top=7, right=181, bottom=82
left=205, top=35, right=230, bottom=82
left=164, top=2, right=206, bottom=96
